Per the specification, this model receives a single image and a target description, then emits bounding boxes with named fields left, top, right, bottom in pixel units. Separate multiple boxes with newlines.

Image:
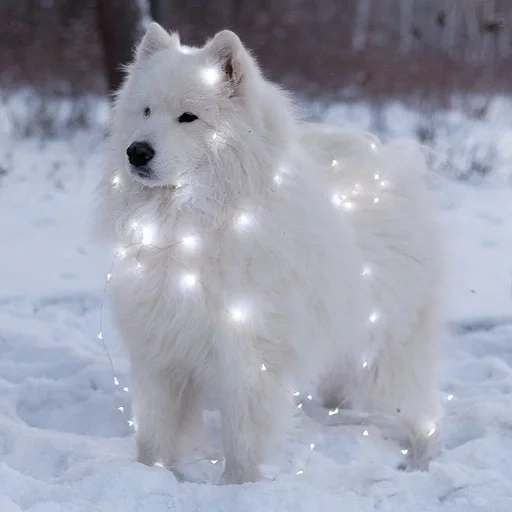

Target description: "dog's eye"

left=144, top=107, right=151, bottom=118
left=178, top=112, right=198, bottom=123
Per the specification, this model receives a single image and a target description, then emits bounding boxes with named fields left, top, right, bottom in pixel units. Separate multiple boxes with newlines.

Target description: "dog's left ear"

left=206, top=30, right=246, bottom=92
left=136, top=23, right=179, bottom=61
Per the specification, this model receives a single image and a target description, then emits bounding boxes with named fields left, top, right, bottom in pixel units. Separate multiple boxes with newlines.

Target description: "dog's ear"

left=136, top=22, right=177, bottom=61
left=206, top=30, right=246, bottom=91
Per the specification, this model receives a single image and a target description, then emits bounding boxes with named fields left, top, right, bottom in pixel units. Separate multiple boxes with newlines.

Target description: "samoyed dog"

left=95, top=23, right=443, bottom=484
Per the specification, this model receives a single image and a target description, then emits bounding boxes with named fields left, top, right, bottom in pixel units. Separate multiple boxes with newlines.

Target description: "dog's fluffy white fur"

left=95, top=23, right=444, bottom=484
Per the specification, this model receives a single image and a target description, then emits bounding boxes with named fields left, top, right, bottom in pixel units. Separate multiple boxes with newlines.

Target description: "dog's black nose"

left=126, top=141, right=155, bottom=168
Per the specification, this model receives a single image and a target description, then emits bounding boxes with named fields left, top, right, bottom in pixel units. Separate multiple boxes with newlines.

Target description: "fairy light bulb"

left=118, top=406, right=124, bottom=412
left=98, top=331, right=103, bottom=340
left=331, top=159, right=338, bottom=167
left=447, top=393, right=454, bottom=401
left=182, top=235, right=198, bottom=249
left=114, top=377, right=119, bottom=386
left=400, top=449, right=409, bottom=455
left=361, top=265, right=372, bottom=277
left=236, top=213, right=252, bottom=228
left=309, top=443, right=315, bottom=451
left=369, top=310, right=380, bottom=323
left=201, top=66, right=221, bottom=86
left=210, top=130, right=224, bottom=147
left=230, top=308, right=245, bottom=322
left=131, top=221, right=139, bottom=230
left=328, top=407, right=339, bottom=416
left=273, top=174, right=282, bottom=185
left=374, top=173, right=380, bottom=180
left=182, top=273, right=197, bottom=288
left=112, top=175, right=120, bottom=186
left=297, top=402, right=304, bottom=410
left=210, top=459, right=219, bottom=465
left=296, top=470, right=304, bottom=475
left=154, top=462, right=164, bottom=468
left=332, top=194, right=342, bottom=207
left=373, top=197, right=380, bottom=204
left=106, top=273, right=112, bottom=281
left=362, top=430, right=369, bottom=437
left=307, top=394, right=313, bottom=400
left=141, top=226, right=154, bottom=245
left=362, top=361, right=368, bottom=368
left=427, top=425, right=437, bottom=437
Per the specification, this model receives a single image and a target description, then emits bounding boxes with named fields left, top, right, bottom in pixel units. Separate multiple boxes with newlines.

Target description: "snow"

left=1, top=94, right=512, bottom=511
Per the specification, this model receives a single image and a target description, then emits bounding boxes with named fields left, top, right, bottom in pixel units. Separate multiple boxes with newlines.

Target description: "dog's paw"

left=398, top=432, right=440, bottom=472
left=218, top=465, right=262, bottom=485
left=397, top=453, right=433, bottom=472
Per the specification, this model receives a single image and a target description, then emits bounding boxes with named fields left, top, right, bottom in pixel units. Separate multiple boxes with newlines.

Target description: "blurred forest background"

left=2, top=0, right=511, bottom=98
left=1, top=0, right=511, bottom=153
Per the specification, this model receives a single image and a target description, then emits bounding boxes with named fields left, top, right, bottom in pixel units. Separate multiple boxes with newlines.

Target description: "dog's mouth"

left=128, top=165, right=164, bottom=188
left=130, top=165, right=155, bottom=180
left=128, top=166, right=182, bottom=191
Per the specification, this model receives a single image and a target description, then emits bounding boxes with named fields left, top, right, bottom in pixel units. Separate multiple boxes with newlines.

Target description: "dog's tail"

left=299, top=398, right=423, bottom=468
left=300, top=397, right=402, bottom=436
left=298, top=121, right=434, bottom=208
left=297, top=120, right=441, bottom=292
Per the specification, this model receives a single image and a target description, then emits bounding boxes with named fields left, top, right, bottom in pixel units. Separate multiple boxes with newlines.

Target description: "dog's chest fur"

left=107, top=171, right=371, bottom=380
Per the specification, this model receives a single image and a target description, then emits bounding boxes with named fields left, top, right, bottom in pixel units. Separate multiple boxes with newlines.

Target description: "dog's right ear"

left=205, top=30, right=246, bottom=93
left=136, top=22, right=178, bottom=61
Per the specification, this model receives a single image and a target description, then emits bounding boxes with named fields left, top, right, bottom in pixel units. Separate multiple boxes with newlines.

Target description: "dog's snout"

left=127, top=141, right=155, bottom=168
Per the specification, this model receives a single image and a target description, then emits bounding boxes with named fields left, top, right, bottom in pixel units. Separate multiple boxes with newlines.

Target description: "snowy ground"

left=1, top=97, right=512, bottom=511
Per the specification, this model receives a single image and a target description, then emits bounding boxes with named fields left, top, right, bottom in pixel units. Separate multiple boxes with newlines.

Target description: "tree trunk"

left=96, top=0, right=142, bottom=95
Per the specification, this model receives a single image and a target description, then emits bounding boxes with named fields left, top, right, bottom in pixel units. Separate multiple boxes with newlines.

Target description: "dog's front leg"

left=131, top=361, right=202, bottom=471
left=217, top=349, right=293, bottom=485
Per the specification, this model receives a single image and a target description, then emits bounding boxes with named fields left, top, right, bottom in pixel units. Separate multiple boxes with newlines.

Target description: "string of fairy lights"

left=97, top=63, right=453, bottom=479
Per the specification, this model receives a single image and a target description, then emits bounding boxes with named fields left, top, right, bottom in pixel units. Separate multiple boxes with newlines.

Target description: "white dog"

left=95, top=23, right=444, bottom=484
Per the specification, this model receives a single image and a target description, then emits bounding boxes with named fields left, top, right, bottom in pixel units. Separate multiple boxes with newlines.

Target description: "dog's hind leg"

left=317, top=359, right=354, bottom=410
left=131, top=362, right=203, bottom=471
left=361, top=304, right=443, bottom=470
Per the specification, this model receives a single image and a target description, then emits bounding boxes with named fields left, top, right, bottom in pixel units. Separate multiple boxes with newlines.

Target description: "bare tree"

left=399, top=0, right=414, bottom=51
left=462, top=1, right=481, bottom=61
left=96, top=0, right=143, bottom=94
left=353, top=0, right=373, bottom=49
left=2, top=0, right=512, bottom=103
left=498, top=6, right=512, bottom=58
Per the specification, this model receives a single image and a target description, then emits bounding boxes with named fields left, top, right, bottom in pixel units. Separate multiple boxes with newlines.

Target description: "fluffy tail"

left=298, top=121, right=433, bottom=208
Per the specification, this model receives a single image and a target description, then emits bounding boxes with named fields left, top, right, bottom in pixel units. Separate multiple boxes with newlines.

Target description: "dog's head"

left=112, top=23, right=288, bottom=189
